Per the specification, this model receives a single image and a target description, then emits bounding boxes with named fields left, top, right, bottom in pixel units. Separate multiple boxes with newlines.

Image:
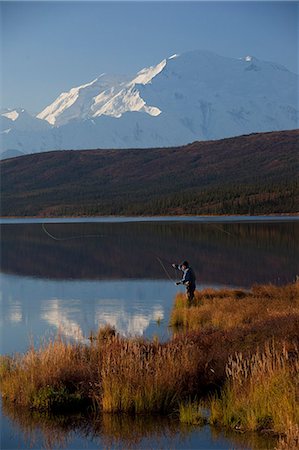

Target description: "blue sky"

left=1, top=1, right=298, bottom=114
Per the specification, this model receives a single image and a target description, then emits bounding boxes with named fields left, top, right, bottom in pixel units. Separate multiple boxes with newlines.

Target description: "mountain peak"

left=37, top=73, right=128, bottom=126
left=1, top=108, right=28, bottom=121
left=2, top=50, right=298, bottom=155
left=1, top=110, right=20, bottom=121
left=243, top=55, right=255, bottom=62
left=132, top=59, right=167, bottom=85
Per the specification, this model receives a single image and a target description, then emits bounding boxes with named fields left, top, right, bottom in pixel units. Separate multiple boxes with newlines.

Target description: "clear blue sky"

left=1, top=1, right=298, bottom=114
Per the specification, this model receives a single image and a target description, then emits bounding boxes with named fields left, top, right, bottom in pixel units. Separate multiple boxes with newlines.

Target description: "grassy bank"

left=1, top=283, right=298, bottom=446
left=178, top=341, right=299, bottom=449
left=171, top=282, right=299, bottom=448
left=210, top=341, right=298, bottom=437
left=0, top=327, right=203, bottom=414
left=170, top=283, right=299, bottom=332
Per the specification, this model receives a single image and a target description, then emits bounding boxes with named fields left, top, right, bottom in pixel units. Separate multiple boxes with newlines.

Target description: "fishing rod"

left=155, top=255, right=178, bottom=284
left=146, top=250, right=181, bottom=284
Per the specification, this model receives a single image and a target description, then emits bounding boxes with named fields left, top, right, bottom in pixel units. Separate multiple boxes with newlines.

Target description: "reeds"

left=210, top=341, right=299, bottom=436
left=100, top=335, right=201, bottom=413
left=275, top=421, right=299, bottom=450
left=0, top=339, right=94, bottom=410
left=0, top=330, right=202, bottom=414
left=179, top=399, right=208, bottom=425
left=170, top=282, right=299, bottom=332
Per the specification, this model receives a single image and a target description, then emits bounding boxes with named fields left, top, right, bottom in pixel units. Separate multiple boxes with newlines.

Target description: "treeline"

left=140, top=181, right=299, bottom=216
left=23, top=180, right=297, bottom=217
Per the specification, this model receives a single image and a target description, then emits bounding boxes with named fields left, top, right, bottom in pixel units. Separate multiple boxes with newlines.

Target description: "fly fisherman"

left=172, top=260, right=196, bottom=303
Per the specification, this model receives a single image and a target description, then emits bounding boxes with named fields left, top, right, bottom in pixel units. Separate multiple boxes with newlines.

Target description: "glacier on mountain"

left=1, top=50, right=298, bottom=156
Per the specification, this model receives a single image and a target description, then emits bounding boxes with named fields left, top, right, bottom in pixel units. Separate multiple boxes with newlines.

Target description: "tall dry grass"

left=99, top=335, right=201, bottom=413
left=179, top=398, right=208, bottom=425
left=210, top=341, right=299, bottom=437
left=0, top=330, right=203, bottom=414
left=0, top=339, right=97, bottom=410
left=170, top=282, right=299, bottom=332
left=173, top=282, right=299, bottom=442
left=275, top=422, right=299, bottom=450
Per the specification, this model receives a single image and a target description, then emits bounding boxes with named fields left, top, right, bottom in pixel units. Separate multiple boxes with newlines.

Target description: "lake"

left=1, top=217, right=298, bottom=449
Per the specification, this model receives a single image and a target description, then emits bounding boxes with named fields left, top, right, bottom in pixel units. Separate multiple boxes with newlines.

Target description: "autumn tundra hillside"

left=1, top=129, right=298, bottom=216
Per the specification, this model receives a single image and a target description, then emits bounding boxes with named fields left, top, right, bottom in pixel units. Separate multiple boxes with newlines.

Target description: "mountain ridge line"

left=1, top=129, right=298, bottom=217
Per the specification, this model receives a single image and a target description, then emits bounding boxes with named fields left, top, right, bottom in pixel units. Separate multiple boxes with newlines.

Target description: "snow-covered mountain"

left=1, top=50, right=298, bottom=156
left=36, top=74, right=130, bottom=126
left=1, top=108, right=50, bottom=132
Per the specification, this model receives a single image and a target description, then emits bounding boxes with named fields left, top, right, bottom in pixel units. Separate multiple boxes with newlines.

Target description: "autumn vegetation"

left=170, top=283, right=299, bottom=332
left=0, top=282, right=298, bottom=448
left=172, top=282, right=299, bottom=449
left=1, top=129, right=298, bottom=217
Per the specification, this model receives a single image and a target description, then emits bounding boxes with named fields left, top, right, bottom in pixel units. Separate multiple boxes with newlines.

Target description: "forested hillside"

left=1, top=129, right=298, bottom=216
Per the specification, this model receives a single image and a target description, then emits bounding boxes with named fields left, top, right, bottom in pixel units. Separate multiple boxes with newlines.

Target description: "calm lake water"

left=1, top=217, right=298, bottom=449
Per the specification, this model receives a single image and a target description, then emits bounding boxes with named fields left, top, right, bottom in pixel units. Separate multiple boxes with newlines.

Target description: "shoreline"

left=1, top=282, right=298, bottom=450
left=1, top=213, right=298, bottom=224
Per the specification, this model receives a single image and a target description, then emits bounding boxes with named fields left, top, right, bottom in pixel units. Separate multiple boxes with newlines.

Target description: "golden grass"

left=173, top=282, right=299, bottom=440
left=179, top=399, right=207, bottom=425
left=0, top=339, right=94, bottom=410
left=275, top=422, right=299, bottom=450
left=170, top=282, right=299, bottom=331
left=0, top=330, right=202, bottom=414
left=100, top=335, right=200, bottom=413
left=210, top=341, right=299, bottom=436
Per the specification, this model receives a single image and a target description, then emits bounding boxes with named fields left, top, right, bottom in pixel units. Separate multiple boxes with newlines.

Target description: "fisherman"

left=172, top=260, right=196, bottom=303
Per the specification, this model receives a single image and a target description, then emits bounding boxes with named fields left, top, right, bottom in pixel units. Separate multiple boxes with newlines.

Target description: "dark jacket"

left=177, top=265, right=196, bottom=288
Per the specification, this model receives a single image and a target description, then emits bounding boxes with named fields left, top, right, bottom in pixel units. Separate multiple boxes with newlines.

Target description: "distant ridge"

left=1, top=129, right=298, bottom=216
